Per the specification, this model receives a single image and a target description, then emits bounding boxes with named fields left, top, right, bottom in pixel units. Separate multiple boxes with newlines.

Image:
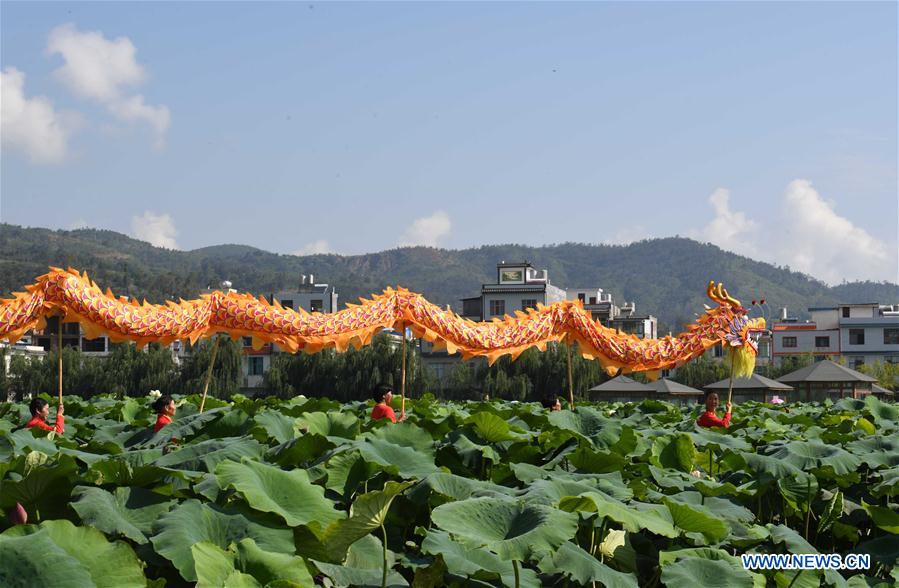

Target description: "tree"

left=670, top=356, right=730, bottom=390
left=859, top=360, right=899, bottom=391
left=175, top=337, right=242, bottom=399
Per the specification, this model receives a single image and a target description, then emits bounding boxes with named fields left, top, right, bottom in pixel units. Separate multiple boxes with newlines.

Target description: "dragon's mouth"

left=745, top=318, right=766, bottom=354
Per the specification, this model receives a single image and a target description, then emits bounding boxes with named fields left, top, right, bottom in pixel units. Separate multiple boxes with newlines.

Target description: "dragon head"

left=707, top=281, right=766, bottom=378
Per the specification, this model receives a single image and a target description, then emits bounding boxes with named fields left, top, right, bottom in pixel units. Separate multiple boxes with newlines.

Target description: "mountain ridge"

left=1, top=223, right=896, bottom=332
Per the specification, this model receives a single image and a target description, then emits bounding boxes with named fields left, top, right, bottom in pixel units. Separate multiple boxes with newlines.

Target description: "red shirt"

left=371, top=403, right=397, bottom=423
left=154, top=414, right=172, bottom=433
left=697, top=410, right=731, bottom=428
left=26, top=414, right=64, bottom=434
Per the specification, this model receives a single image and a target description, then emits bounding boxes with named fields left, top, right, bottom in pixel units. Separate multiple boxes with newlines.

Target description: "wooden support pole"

left=726, top=350, right=736, bottom=406
left=566, top=335, right=575, bottom=410
left=57, top=324, right=63, bottom=405
left=199, top=336, right=221, bottom=413
left=400, top=323, right=407, bottom=417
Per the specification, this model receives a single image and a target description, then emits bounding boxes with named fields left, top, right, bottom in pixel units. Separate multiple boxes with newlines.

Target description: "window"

left=884, top=328, right=899, bottom=345
left=577, top=293, right=586, bottom=303
left=815, top=336, right=830, bottom=348
left=849, top=329, right=865, bottom=345
left=589, top=297, right=597, bottom=304
left=782, top=336, right=798, bottom=348
left=842, top=307, right=851, bottom=318
left=280, top=299, right=293, bottom=310
left=248, top=357, right=264, bottom=376
left=310, top=299, right=323, bottom=312
left=521, top=299, right=537, bottom=311
left=82, top=338, right=105, bottom=352
left=489, top=300, right=505, bottom=316
left=462, top=299, right=482, bottom=317
left=852, top=358, right=864, bottom=370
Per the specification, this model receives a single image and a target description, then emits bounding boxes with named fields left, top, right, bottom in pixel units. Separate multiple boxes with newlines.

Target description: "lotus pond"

left=0, top=394, right=897, bottom=587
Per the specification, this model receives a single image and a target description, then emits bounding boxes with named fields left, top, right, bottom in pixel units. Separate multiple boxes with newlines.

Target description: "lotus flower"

left=148, top=390, right=162, bottom=400
left=770, top=395, right=785, bottom=405
left=9, top=502, right=27, bottom=525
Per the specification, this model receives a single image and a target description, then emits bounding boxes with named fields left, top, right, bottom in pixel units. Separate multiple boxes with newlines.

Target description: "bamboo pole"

left=57, top=324, right=63, bottom=405
left=199, top=336, right=221, bottom=413
left=400, top=323, right=407, bottom=417
left=726, top=349, right=736, bottom=406
left=566, top=335, right=575, bottom=409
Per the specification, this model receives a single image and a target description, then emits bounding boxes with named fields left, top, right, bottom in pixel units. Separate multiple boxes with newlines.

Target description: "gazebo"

left=648, top=378, right=705, bottom=406
left=872, top=384, right=895, bottom=399
left=704, top=373, right=794, bottom=404
left=588, top=376, right=655, bottom=403
left=777, top=360, right=877, bottom=401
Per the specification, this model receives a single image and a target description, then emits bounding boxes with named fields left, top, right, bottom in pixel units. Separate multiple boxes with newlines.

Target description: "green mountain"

left=1, top=223, right=896, bottom=333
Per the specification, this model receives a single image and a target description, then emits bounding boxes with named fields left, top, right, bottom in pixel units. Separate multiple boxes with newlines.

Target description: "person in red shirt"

left=26, top=398, right=64, bottom=434
left=371, top=384, right=405, bottom=423
left=152, top=394, right=177, bottom=433
left=696, top=392, right=731, bottom=428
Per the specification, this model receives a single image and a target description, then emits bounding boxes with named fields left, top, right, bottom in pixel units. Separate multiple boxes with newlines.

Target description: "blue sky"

left=2, top=2, right=896, bottom=284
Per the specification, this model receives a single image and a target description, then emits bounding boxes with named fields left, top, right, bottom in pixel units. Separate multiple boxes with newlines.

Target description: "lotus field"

left=1, top=394, right=897, bottom=587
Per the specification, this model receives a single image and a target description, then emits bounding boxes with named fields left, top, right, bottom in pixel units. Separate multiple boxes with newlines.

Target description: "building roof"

left=274, top=284, right=335, bottom=295
left=588, top=375, right=654, bottom=393
left=705, top=373, right=793, bottom=391
left=497, top=261, right=531, bottom=267
left=649, top=378, right=704, bottom=395
left=482, top=284, right=546, bottom=292
left=872, top=384, right=895, bottom=396
left=777, top=360, right=877, bottom=383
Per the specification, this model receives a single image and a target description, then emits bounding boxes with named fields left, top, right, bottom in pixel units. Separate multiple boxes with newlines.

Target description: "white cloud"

left=47, top=23, right=170, bottom=148
left=131, top=211, right=178, bottom=249
left=779, top=179, right=894, bottom=284
left=293, top=240, right=332, bottom=256
left=0, top=67, right=80, bottom=164
left=691, top=188, right=758, bottom=257
left=399, top=210, right=452, bottom=247
left=108, top=95, right=170, bottom=150
left=691, top=180, right=896, bottom=284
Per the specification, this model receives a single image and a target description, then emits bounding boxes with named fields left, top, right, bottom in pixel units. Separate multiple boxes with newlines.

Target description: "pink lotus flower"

left=770, top=395, right=785, bottom=405
left=9, top=502, right=27, bottom=525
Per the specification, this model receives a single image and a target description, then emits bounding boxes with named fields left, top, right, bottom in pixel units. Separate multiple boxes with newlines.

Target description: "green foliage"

left=0, top=394, right=897, bottom=586
left=670, top=355, right=730, bottom=389
left=859, top=360, right=899, bottom=391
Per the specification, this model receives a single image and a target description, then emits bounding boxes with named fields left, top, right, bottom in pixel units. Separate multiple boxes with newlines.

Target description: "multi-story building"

left=566, top=288, right=617, bottom=325
left=835, top=303, right=899, bottom=369
left=240, top=274, right=340, bottom=389
left=424, top=261, right=659, bottom=390
left=610, top=301, right=658, bottom=340
left=273, top=274, right=339, bottom=314
left=461, top=262, right=567, bottom=321
left=772, top=303, right=899, bottom=369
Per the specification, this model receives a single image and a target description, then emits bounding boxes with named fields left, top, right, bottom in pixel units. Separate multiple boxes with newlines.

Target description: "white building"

left=773, top=303, right=899, bottom=369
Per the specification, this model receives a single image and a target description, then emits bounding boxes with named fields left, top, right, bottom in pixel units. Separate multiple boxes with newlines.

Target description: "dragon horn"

left=721, top=285, right=741, bottom=308
left=707, top=281, right=718, bottom=303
